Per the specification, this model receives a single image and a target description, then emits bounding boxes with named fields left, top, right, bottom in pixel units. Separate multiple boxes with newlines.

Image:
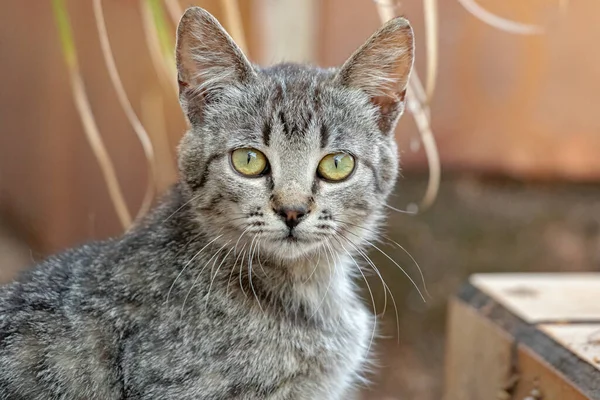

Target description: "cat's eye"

left=317, top=153, right=355, bottom=182
left=231, top=148, right=269, bottom=177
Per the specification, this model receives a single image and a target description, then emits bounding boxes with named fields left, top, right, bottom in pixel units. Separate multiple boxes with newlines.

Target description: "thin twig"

left=220, top=0, right=249, bottom=55
left=93, top=0, right=156, bottom=222
left=164, top=0, right=184, bottom=26
left=141, top=0, right=178, bottom=94
left=52, top=0, right=132, bottom=229
left=374, top=0, right=441, bottom=211
left=456, top=0, right=543, bottom=35
left=141, top=90, right=178, bottom=193
left=407, top=79, right=440, bottom=211
left=423, top=0, right=438, bottom=101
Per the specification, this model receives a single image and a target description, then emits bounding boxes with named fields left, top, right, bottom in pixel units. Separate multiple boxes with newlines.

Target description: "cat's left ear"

left=336, top=17, right=414, bottom=133
left=176, top=7, right=255, bottom=120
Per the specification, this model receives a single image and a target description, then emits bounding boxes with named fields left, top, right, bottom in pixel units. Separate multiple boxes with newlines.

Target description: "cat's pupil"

left=334, top=155, right=341, bottom=169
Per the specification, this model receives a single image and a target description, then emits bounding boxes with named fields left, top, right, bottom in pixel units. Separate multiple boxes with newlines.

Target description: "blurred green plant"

left=54, top=0, right=527, bottom=225
left=51, top=0, right=133, bottom=229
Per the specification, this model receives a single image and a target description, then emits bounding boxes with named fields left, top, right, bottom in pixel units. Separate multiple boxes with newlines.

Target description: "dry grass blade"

left=423, top=0, right=438, bottom=101
left=164, top=0, right=184, bottom=25
left=407, top=79, right=441, bottom=211
left=559, top=0, right=569, bottom=14
left=220, top=0, right=248, bottom=55
left=141, top=0, right=178, bottom=94
left=52, top=0, right=132, bottom=229
left=374, top=0, right=398, bottom=22
left=94, top=0, right=156, bottom=222
left=456, top=0, right=544, bottom=34
left=374, top=0, right=441, bottom=211
left=141, top=91, right=178, bottom=193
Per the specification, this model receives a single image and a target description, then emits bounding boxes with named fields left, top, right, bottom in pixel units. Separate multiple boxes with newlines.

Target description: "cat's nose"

left=275, top=206, right=308, bottom=229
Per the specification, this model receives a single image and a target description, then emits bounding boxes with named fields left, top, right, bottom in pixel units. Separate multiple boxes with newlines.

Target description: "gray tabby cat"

left=0, top=7, right=413, bottom=400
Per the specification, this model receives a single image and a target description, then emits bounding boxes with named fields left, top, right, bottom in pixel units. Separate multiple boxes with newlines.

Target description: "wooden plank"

left=444, top=297, right=514, bottom=400
left=445, top=295, right=593, bottom=400
left=513, top=344, right=589, bottom=400
left=448, top=282, right=600, bottom=399
left=540, top=324, right=600, bottom=373
left=470, top=273, right=600, bottom=323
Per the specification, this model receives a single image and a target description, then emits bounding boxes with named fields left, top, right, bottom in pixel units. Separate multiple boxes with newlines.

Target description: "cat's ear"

left=336, top=17, right=414, bottom=133
left=176, top=7, right=255, bottom=118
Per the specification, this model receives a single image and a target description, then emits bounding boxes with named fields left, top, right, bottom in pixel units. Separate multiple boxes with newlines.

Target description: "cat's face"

left=176, top=8, right=413, bottom=261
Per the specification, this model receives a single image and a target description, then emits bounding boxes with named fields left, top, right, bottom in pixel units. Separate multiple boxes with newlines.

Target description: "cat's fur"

left=0, top=8, right=413, bottom=400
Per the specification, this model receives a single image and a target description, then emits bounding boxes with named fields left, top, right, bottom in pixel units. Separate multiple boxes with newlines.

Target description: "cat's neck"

left=139, top=184, right=363, bottom=321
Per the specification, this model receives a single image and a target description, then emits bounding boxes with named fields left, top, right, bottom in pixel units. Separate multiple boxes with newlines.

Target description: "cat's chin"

left=263, top=236, right=324, bottom=261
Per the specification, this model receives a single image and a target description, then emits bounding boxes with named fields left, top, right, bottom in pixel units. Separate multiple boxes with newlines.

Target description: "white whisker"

left=227, top=244, right=247, bottom=297
left=205, top=246, right=235, bottom=308
left=342, top=228, right=426, bottom=303
left=247, top=235, right=264, bottom=313
left=337, top=232, right=400, bottom=344
left=166, top=233, right=223, bottom=305
left=333, top=218, right=431, bottom=299
left=162, top=192, right=203, bottom=223
left=310, top=240, right=336, bottom=320
left=336, top=237, right=378, bottom=357
left=181, top=240, right=231, bottom=318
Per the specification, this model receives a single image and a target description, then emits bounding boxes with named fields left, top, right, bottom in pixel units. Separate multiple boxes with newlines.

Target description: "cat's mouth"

left=283, top=232, right=307, bottom=243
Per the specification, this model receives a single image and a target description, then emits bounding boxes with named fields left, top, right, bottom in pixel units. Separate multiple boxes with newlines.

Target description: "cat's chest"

left=194, top=298, right=371, bottom=397
left=129, top=286, right=371, bottom=398
left=126, top=259, right=372, bottom=398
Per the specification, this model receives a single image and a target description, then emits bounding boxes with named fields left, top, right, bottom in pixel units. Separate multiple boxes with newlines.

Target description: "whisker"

left=337, top=232, right=400, bottom=344
left=247, top=235, right=264, bottom=313
left=333, top=235, right=386, bottom=316
left=234, top=227, right=251, bottom=255
left=255, top=238, right=269, bottom=279
left=227, top=227, right=251, bottom=298
left=181, top=240, right=230, bottom=318
left=227, top=244, right=247, bottom=297
left=333, top=218, right=431, bottom=299
left=310, top=240, right=336, bottom=320
left=335, top=237, right=378, bottom=357
left=166, top=233, right=223, bottom=305
left=303, top=243, right=323, bottom=284
left=342, top=229, right=426, bottom=303
left=205, top=246, right=235, bottom=308
left=162, top=192, right=203, bottom=223
left=239, top=241, right=249, bottom=300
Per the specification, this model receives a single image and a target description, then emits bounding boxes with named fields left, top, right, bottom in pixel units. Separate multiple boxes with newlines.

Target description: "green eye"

left=231, top=148, right=269, bottom=177
left=317, top=153, right=355, bottom=182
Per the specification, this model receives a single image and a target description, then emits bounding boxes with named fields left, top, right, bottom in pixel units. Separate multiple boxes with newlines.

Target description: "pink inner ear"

left=371, top=90, right=406, bottom=133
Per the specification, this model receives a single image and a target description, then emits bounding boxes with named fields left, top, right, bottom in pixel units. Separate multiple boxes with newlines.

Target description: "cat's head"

left=176, top=8, right=413, bottom=261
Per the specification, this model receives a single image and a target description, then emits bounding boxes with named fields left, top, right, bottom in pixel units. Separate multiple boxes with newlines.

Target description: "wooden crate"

left=445, top=274, right=600, bottom=400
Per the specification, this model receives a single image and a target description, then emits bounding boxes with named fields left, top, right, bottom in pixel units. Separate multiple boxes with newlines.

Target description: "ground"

left=2, top=174, right=600, bottom=399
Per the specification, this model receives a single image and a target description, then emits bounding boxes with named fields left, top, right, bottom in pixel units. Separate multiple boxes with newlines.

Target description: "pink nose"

left=275, top=206, right=307, bottom=229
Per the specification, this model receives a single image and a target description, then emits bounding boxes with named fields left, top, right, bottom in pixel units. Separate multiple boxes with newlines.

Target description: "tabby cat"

left=0, top=7, right=414, bottom=399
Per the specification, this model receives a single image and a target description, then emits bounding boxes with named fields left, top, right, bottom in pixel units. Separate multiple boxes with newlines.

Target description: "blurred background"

left=1, top=0, right=600, bottom=398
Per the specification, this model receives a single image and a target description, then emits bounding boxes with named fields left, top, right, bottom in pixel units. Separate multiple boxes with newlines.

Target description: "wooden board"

left=540, top=324, right=600, bottom=373
left=445, top=277, right=600, bottom=400
left=470, top=273, right=600, bottom=323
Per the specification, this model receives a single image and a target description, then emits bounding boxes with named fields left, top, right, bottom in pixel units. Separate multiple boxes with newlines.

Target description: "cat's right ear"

left=176, top=7, right=255, bottom=120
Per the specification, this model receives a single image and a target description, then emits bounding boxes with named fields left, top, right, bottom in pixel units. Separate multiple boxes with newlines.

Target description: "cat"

left=0, top=7, right=413, bottom=400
